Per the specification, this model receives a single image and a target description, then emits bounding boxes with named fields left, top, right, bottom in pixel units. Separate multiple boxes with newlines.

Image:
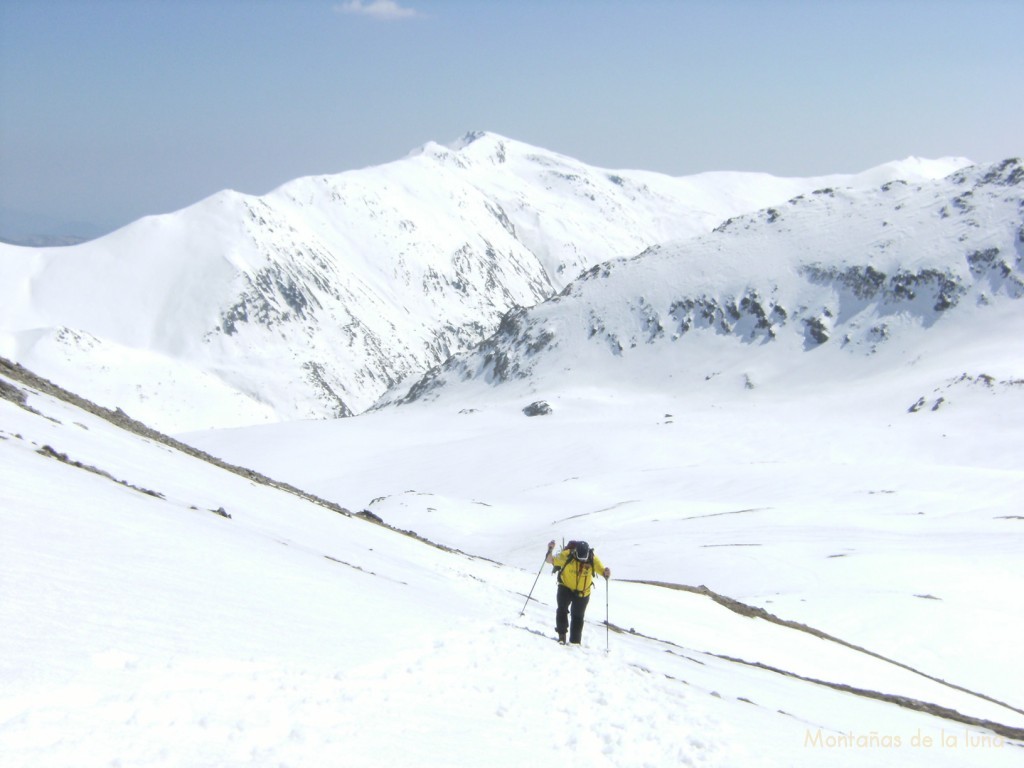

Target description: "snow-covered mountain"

left=3, top=138, right=1022, bottom=766
left=393, top=157, right=1024, bottom=407
left=0, top=132, right=971, bottom=432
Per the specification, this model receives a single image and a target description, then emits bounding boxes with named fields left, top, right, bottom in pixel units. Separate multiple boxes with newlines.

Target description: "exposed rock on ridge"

left=394, top=158, right=1024, bottom=404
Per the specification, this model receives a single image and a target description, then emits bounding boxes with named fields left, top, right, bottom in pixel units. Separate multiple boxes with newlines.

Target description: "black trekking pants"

left=556, top=584, right=590, bottom=643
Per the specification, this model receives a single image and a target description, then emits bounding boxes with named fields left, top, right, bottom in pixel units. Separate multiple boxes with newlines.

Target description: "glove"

left=603, top=567, right=611, bottom=579
left=547, top=540, right=556, bottom=553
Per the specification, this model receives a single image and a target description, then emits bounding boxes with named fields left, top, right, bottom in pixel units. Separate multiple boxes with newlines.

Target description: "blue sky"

left=1, top=0, right=1021, bottom=238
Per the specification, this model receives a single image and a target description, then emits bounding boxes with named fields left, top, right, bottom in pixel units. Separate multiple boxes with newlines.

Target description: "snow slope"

left=4, top=357, right=1023, bottom=766
left=172, top=160, right=1024, bottom=762
left=0, top=133, right=971, bottom=431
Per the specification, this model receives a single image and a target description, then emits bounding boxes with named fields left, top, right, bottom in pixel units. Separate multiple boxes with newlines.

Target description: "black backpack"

left=552, top=540, right=595, bottom=574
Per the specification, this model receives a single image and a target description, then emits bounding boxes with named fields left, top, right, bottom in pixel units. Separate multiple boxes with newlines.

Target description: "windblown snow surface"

left=2, top=147, right=1022, bottom=766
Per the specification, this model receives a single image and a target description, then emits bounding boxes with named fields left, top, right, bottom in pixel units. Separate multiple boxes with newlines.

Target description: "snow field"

left=4, top=345, right=1024, bottom=767
left=187, top=378, right=1024, bottom=729
left=1, top=383, right=747, bottom=767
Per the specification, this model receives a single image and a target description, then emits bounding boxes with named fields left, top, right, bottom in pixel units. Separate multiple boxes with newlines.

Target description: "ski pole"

left=519, top=547, right=551, bottom=616
left=605, top=576, right=610, bottom=652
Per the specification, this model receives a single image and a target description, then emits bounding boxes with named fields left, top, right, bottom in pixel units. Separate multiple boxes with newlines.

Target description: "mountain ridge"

left=391, top=156, right=1023, bottom=409
left=0, top=133, right=978, bottom=431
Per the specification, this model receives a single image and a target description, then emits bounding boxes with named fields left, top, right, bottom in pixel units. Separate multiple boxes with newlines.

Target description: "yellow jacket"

left=551, top=548, right=606, bottom=597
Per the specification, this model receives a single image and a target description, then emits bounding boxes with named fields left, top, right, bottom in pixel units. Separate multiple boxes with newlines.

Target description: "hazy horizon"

left=1, top=0, right=1021, bottom=240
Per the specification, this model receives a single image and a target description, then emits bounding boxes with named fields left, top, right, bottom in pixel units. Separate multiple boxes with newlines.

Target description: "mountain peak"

left=448, top=130, right=499, bottom=150
left=447, top=131, right=513, bottom=165
left=849, top=156, right=974, bottom=187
